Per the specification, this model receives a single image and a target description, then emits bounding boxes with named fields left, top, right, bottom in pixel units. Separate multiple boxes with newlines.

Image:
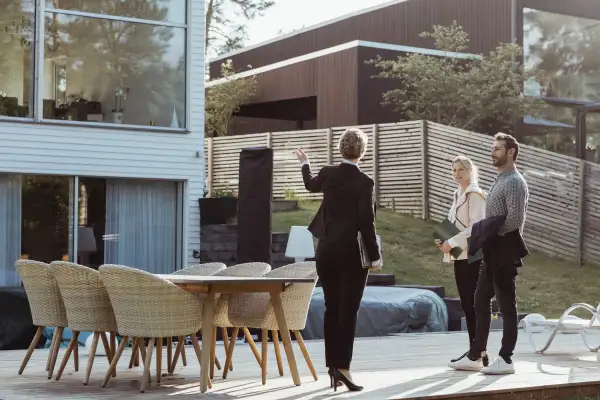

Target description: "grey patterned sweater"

left=485, top=167, right=529, bottom=235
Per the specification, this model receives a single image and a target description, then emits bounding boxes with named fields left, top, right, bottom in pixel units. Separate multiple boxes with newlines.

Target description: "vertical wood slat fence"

left=205, top=120, right=599, bottom=265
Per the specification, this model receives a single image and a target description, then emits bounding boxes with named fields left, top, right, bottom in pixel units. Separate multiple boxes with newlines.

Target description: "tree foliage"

left=205, top=59, right=257, bottom=137
left=205, top=0, right=275, bottom=56
left=368, top=22, right=547, bottom=135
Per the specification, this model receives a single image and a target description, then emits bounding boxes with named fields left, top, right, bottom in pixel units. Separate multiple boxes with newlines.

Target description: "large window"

left=0, top=1, right=35, bottom=118
left=0, top=174, right=183, bottom=287
left=0, top=0, right=187, bottom=129
left=523, top=8, right=600, bottom=102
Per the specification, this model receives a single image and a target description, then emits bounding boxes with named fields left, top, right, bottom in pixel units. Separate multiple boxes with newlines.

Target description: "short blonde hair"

left=452, top=155, right=479, bottom=182
left=338, top=128, right=368, bottom=160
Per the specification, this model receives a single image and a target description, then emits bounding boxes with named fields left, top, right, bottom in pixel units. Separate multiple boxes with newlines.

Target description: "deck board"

left=1, top=330, right=599, bottom=399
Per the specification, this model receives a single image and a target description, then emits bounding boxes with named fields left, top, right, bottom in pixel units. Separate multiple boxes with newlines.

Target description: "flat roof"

left=209, top=0, right=412, bottom=63
left=207, top=39, right=480, bottom=88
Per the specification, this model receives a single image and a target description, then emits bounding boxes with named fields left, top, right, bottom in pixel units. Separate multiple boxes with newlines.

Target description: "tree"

left=205, top=59, right=257, bottom=137
left=368, top=22, right=547, bottom=135
left=205, top=0, right=275, bottom=56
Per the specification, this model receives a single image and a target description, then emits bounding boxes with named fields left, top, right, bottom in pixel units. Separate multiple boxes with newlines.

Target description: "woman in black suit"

left=295, top=128, right=381, bottom=392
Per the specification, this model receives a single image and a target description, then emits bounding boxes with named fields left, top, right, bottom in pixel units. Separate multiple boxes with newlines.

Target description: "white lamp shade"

left=285, top=226, right=315, bottom=260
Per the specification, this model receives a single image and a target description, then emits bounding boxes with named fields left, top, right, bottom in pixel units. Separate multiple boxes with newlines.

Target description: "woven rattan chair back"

left=228, top=262, right=317, bottom=330
left=99, top=264, right=203, bottom=338
left=212, top=262, right=272, bottom=327
left=15, top=260, right=68, bottom=327
left=171, top=263, right=226, bottom=276
left=50, top=261, right=117, bottom=333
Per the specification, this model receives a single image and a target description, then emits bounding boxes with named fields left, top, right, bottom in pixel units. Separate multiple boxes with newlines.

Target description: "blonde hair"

left=338, top=128, right=368, bottom=160
left=452, top=155, right=479, bottom=183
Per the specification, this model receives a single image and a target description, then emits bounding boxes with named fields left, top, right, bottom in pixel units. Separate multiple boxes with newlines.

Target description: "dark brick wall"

left=199, top=225, right=297, bottom=268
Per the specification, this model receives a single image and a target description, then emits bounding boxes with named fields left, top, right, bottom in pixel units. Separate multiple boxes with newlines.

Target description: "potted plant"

left=199, top=188, right=238, bottom=226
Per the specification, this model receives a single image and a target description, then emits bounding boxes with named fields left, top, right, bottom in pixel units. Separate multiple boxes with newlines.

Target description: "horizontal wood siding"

left=0, top=0, right=205, bottom=267
left=208, top=120, right=600, bottom=265
left=209, top=0, right=512, bottom=76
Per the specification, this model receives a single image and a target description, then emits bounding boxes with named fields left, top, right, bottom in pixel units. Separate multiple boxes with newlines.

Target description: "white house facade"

left=0, top=0, right=205, bottom=286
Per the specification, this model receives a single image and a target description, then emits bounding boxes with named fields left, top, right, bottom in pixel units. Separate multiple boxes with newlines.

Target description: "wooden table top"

left=155, top=275, right=315, bottom=285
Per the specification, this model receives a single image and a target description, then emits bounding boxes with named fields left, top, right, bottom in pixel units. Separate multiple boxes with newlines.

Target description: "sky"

left=244, top=0, right=393, bottom=46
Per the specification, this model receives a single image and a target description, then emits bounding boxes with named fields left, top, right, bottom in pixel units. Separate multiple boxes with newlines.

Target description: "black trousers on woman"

left=316, top=239, right=369, bottom=370
left=453, top=259, right=482, bottom=344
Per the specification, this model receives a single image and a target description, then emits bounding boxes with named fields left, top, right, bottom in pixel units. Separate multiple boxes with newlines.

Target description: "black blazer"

left=302, top=163, right=380, bottom=263
left=469, top=215, right=529, bottom=268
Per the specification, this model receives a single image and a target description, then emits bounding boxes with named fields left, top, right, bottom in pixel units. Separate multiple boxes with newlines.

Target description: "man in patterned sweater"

left=450, top=133, right=529, bottom=375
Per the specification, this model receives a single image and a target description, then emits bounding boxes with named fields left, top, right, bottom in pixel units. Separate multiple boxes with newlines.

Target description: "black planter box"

left=199, top=197, right=238, bottom=226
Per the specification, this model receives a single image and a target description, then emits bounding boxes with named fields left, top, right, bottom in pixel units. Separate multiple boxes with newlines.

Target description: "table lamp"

left=285, top=226, right=315, bottom=262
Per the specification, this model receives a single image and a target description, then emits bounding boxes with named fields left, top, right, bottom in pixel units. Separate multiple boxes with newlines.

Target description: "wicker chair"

left=163, top=262, right=226, bottom=373
left=99, top=264, right=207, bottom=392
left=50, top=261, right=119, bottom=385
left=169, top=262, right=271, bottom=379
left=227, top=262, right=318, bottom=384
left=15, top=259, right=72, bottom=379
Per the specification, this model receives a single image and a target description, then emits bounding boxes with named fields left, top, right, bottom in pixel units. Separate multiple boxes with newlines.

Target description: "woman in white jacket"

left=436, top=155, right=487, bottom=367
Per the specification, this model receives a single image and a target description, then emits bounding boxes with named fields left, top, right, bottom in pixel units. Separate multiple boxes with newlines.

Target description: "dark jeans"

left=453, top=259, right=482, bottom=344
left=469, top=262, right=518, bottom=360
left=316, top=240, right=369, bottom=370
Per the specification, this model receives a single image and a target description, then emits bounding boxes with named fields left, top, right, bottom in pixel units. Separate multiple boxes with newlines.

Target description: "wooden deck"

left=1, top=330, right=600, bottom=399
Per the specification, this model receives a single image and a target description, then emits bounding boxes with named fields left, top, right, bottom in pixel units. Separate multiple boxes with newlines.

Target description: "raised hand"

left=295, top=147, right=308, bottom=164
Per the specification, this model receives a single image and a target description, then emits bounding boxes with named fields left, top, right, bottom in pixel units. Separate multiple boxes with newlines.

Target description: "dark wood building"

left=208, top=0, right=600, bottom=159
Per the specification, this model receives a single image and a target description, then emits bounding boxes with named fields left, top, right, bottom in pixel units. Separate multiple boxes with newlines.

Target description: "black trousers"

left=453, top=259, right=482, bottom=344
left=316, top=239, right=369, bottom=370
left=469, top=262, right=519, bottom=359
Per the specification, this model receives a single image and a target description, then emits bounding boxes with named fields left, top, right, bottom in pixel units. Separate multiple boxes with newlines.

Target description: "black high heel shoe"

left=328, top=368, right=343, bottom=388
left=332, top=368, right=363, bottom=392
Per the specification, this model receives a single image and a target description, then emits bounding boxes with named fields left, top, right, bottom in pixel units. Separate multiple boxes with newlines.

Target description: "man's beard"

left=492, top=156, right=507, bottom=167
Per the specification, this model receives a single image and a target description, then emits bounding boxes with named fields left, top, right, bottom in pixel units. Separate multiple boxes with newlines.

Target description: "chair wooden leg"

left=140, top=338, right=155, bottom=393
left=129, top=338, right=139, bottom=369
left=73, top=338, right=79, bottom=372
left=19, top=326, right=43, bottom=375
left=101, top=335, right=128, bottom=388
left=243, top=327, right=262, bottom=366
left=261, top=329, right=268, bottom=385
left=210, top=329, right=216, bottom=379
left=169, top=338, right=184, bottom=374
left=138, top=339, right=151, bottom=382
left=190, top=335, right=212, bottom=389
left=48, top=327, right=64, bottom=380
left=180, top=336, right=188, bottom=366
left=167, top=337, right=173, bottom=373
left=272, top=330, right=284, bottom=376
left=100, top=333, right=111, bottom=362
left=56, top=331, right=80, bottom=381
left=223, top=327, right=238, bottom=379
left=46, top=328, right=59, bottom=373
left=222, top=327, right=234, bottom=371
left=135, top=343, right=141, bottom=366
left=45, top=327, right=53, bottom=372
left=83, top=332, right=100, bottom=385
left=109, top=332, right=117, bottom=377
left=294, top=330, right=317, bottom=381
left=156, top=338, right=163, bottom=385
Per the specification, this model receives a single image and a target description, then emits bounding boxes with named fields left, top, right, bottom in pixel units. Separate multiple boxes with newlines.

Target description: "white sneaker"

left=448, top=355, right=483, bottom=371
left=480, top=358, right=515, bottom=375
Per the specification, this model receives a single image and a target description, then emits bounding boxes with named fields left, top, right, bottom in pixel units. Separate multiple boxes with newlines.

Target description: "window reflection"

left=43, top=13, right=186, bottom=127
left=0, top=0, right=35, bottom=118
left=524, top=8, right=600, bottom=102
left=519, top=105, right=577, bottom=157
left=46, top=0, right=186, bottom=25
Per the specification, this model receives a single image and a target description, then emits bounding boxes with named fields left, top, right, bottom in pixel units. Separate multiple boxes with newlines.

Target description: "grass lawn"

left=272, top=201, right=598, bottom=317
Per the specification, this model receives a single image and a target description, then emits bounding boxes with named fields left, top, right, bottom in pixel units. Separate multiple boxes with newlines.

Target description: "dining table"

left=156, top=274, right=317, bottom=393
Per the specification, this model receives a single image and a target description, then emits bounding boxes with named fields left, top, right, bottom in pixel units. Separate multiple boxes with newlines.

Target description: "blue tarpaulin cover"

left=302, top=286, right=448, bottom=339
